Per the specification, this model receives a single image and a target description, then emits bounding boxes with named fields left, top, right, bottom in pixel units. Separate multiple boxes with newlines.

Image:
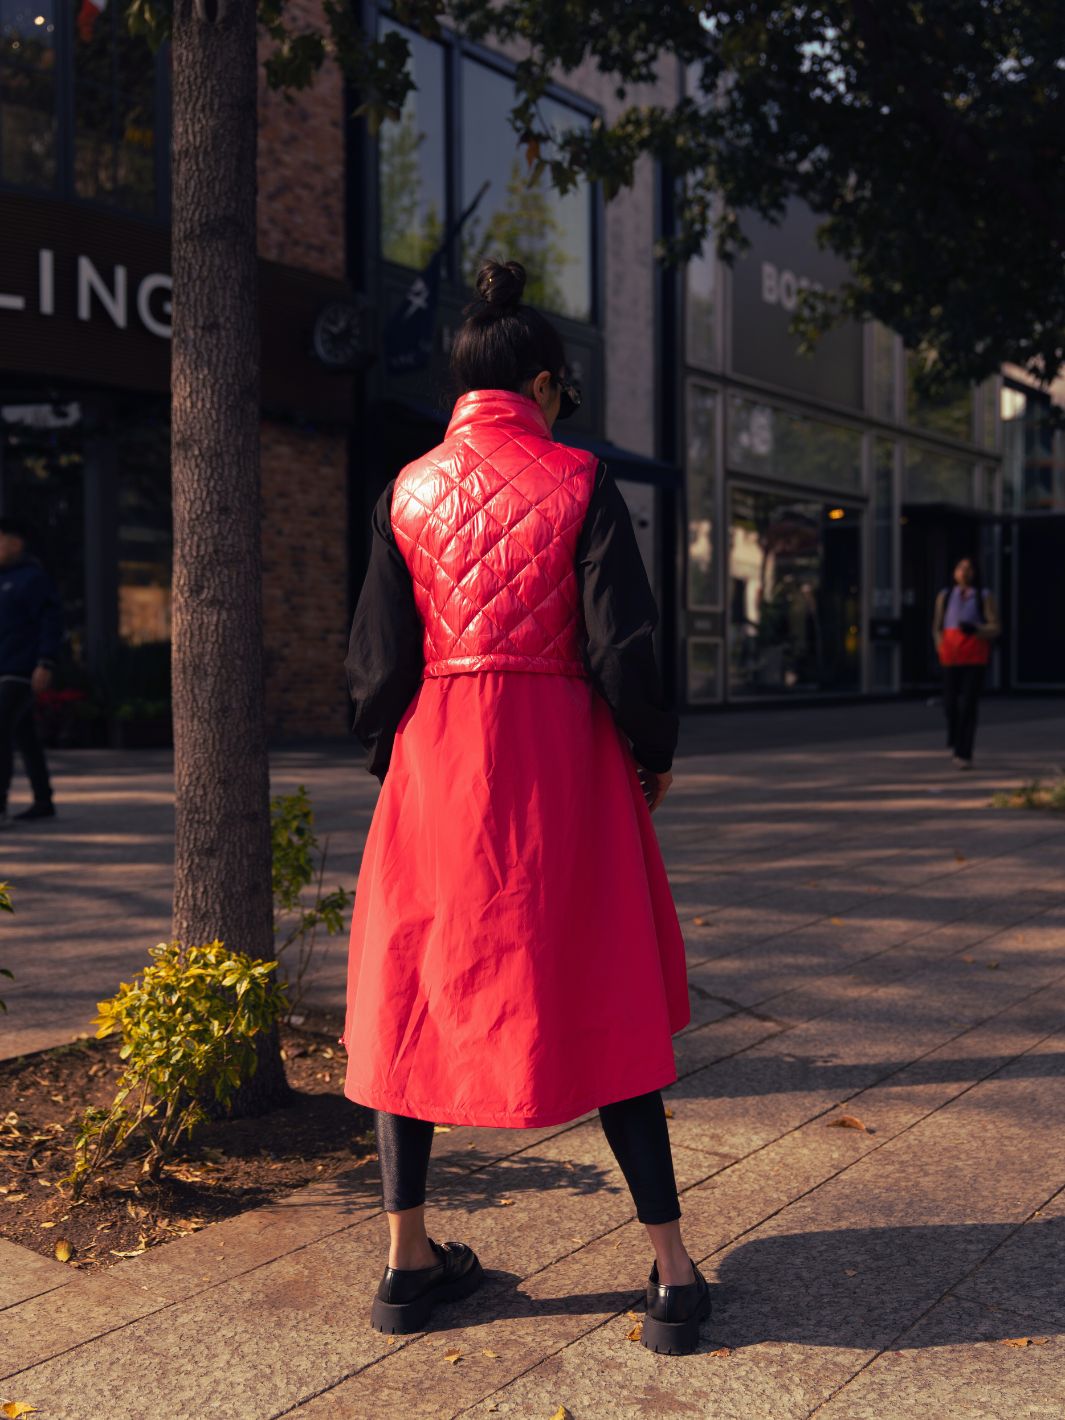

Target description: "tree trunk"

left=170, top=0, right=289, bottom=1113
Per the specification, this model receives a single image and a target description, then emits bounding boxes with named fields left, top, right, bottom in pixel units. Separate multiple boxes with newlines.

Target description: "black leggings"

left=374, top=1088, right=681, bottom=1226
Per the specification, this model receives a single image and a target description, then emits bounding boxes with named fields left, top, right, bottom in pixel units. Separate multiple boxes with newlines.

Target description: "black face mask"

left=556, top=376, right=582, bottom=422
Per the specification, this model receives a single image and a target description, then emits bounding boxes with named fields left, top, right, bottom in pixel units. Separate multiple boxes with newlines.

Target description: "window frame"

left=0, top=0, right=170, bottom=222
left=373, top=7, right=601, bottom=326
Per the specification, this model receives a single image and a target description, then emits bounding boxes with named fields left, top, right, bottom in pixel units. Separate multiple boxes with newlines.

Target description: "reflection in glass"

left=686, top=383, right=716, bottom=607
left=903, top=445, right=972, bottom=505
left=118, top=407, right=171, bottom=645
left=73, top=0, right=157, bottom=212
left=905, top=353, right=973, bottom=443
left=1000, top=383, right=1062, bottom=511
left=870, top=323, right=896, bottom=422
left=685, top=243, right=716, bottom=369
left=0, top=0, right=57, bottom=187
left=727, top=395, right=862, bottom=493
left=873, top=438, right=895, bottom=614
left=378, top=21, right=446, bottom=270
left=460, top=59, right=591, bottom=321
left=687, top=638, right=720, bottom=704
left=0, top=401, right=86, bottom=658
left=728, top=486, right=862, bottom=696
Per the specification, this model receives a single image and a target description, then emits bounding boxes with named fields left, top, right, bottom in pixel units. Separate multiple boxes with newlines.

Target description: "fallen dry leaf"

left=664, top=1106, right=675, bottom=1119
left=549, top=1408, right=572, bottom=1420
left=443, top=1348, right=462, bottom=1365
left=844, top=1268, right=858, bottom=1277
left=626, top=1321, right=643, bottom=1342
left=498, top=1197, right=515, bottom=1207
left=828, top=1115, right=867, bottom=1132
left=2, top=1403, right=41, bottom=1418
left=53, top=1237, right=73, bottom=1262
left=4, top=1193, right=27, bottom=1203
left=709, top=1345, right=733, bottom=1358
left=692, top=917, right=707, bottom=926
left=1001, top=1337, right=1048, bottom=1347
left=39, top=1221, right=56, bottom=1229
left=829, top=917, right=845, bottom=926
left=482, top=1348, right=500, bottom=1358
left=433, top=1125, right=452, bottom=1134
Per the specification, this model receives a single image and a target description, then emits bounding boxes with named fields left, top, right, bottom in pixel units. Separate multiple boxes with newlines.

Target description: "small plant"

left=60, top=940, right=288, bottom=1199
left=991, top=778, right=1065, bottom=813
left=0, top=881, right=12, bottom=1013
left=271, top=786, right=352, bottom=1016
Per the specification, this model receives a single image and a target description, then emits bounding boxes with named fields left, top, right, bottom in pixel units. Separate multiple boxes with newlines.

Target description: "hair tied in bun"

left=477, top=259, right=526, bottom=314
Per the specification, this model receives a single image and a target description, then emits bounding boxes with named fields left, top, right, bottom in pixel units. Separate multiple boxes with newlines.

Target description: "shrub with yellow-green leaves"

left=61, top=939, right=288, bottom=1199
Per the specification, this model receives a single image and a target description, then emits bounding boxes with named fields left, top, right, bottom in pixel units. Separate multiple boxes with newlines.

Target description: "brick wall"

left=260, top=420, right=349, bottom=737
left=256, top=0, right=345, bottom=278
left=257, top=0, right=349, bottom=738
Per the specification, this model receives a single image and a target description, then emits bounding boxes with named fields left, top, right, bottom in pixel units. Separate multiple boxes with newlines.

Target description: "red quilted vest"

left=391, top=389, right=598, bottom=678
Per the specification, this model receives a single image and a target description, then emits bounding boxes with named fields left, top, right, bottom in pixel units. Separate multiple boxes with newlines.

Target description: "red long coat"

left=340, top=390, right=689, bottom=1127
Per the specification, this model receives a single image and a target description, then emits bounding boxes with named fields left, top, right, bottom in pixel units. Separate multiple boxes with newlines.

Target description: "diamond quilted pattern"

left=391, top=390, right=598, bottom=678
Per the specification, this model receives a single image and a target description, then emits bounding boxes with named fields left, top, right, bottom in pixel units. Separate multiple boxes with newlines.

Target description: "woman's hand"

left=637, top=765, right=673, bottom=813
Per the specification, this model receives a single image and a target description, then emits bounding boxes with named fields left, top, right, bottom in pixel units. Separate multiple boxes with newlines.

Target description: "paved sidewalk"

left=3, top=699, right=1065, bottom=1417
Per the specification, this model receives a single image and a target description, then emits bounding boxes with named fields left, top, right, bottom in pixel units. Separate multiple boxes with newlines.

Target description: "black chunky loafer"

left=370, top=1238, right=484, bottom=1335
left=641, top=1257, right=713, bottom=1355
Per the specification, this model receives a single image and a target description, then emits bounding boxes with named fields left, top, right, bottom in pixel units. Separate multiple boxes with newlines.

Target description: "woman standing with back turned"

left=340, top=259, right=706, bottom=1355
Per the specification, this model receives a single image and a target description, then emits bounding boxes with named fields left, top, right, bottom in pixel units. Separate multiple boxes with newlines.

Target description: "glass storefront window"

left=903, top=445, right=973, bottom=505
left=73, top=0, right=158, bottom=214
left=0, top=0, right=58, bottom=188
left=685, top=243, right=716, bottom=369
left=727, top=395, right=863, bottom=494
left=117, top=408, right=171, bottom=645
left=1000, top=383, right=1061, bottom=511
left=378, top=20, right=446, bottom=271
left=977, top=378, right=999, bottom=451
left=905, top=353, right=973, bottom=444
left=687, top=638, right=721, bottom=704
left=873, top=439, right=895, bottom=613
left=686, top=382, right=717, bottom=607
left=460, top=59, right=592, bottom=321
left=870, top=323, right=897, bottom=422
left=728, top=485, right=862, bottom=696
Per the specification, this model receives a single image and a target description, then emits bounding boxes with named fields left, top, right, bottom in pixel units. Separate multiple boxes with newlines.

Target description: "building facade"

left=0, top=0, right=355, bottom=737
left=3, top=7, right=1061, bottom=738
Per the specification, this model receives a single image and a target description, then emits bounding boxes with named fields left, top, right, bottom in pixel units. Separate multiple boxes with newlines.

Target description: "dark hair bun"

left=476, top=259, right=526, bottom=313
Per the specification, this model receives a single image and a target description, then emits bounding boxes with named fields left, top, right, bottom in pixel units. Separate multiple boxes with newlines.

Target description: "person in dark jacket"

left=0, top=515, right=63, bottom=824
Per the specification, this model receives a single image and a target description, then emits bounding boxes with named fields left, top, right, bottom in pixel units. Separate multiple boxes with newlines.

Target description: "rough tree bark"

left=170, top=0, right=289, bottom=1112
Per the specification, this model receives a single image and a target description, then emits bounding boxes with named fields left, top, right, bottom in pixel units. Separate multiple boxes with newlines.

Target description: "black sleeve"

left=344, top=479, right=425, bottom=782
left=576, top=461, right=679, bottom=773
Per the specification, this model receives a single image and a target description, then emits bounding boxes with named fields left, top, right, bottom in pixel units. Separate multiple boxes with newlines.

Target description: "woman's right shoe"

left=370, top=1238, right=483, bottom=1334
left=641, top=1258, right=713, bottom=1355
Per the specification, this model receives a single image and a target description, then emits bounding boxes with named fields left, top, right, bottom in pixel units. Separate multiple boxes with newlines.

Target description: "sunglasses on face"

left=556, top=374, right=582, bottom=422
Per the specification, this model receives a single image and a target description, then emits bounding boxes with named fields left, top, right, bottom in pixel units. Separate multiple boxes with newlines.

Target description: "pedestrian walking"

left=932, top=556, right=1000, bottom=769
left=0, top=515, right=62, bottom=825
left=340, top=259, right=706, bottom=1354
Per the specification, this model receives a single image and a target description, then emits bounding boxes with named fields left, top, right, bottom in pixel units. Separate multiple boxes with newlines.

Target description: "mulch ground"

left=0, top=1009, right=375, bottom=1273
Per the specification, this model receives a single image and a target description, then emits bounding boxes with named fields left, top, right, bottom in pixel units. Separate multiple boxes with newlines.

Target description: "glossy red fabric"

left=938, top=626, right=991, bottom=666
left=340, top=672, right=689, bottom=1127
left=390, top=390, right=598, bottom=678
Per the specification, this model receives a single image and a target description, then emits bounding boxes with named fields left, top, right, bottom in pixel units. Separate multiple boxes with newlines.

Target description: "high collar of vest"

left=446, top=389, right=553, bottom=442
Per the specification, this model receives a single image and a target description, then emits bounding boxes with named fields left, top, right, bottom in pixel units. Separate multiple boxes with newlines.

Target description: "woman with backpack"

left=340, top=259, right=707, bottom=1354
left=932, top=556, right=1001, bottom=768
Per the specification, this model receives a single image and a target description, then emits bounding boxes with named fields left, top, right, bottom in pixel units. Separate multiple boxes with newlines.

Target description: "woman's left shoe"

left=370, top=1238, right=484, bottom=1335
left=641, top=1258, right=713, bottom=1355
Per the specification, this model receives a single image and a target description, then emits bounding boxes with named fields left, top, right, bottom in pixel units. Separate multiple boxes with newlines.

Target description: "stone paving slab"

left=3, top=702, right=1065, bottom=1419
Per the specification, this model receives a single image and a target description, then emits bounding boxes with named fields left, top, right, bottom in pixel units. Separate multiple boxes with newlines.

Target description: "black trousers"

left=0, top=679, right=53, bottom=811
left=943, top=665, right=984, bottom=762
left=375, top=1088, right=681, bottom=1226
